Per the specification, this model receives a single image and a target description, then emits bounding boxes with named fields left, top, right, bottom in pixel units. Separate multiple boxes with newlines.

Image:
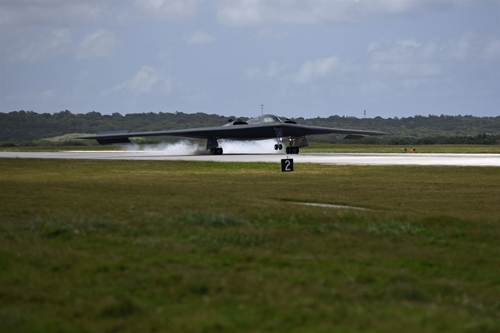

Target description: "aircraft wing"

left=79, top=123, right=386, bottom=145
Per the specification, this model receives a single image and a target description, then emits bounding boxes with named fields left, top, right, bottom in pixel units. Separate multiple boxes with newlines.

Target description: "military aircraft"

left=79, top=114, right=386, bottom=154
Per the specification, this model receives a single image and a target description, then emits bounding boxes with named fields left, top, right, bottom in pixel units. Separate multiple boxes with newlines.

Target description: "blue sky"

left=1, top=0, right=499, bottom=119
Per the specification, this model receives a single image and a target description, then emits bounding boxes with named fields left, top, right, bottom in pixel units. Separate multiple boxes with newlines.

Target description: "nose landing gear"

left=274, top=144, right=283, bottom=151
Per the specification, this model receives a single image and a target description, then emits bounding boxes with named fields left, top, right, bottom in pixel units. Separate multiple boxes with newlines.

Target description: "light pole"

left=261, top=104, right=264, bottom=115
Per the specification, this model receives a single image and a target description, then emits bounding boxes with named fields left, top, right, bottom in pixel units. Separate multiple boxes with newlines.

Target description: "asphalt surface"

left=1, top=151, right=499, bottom=167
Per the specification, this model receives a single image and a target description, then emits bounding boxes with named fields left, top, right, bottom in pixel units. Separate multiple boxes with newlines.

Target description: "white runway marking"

left=0, top=151, right=499, bottom=167
left=296, top=202, right=369, bottom=210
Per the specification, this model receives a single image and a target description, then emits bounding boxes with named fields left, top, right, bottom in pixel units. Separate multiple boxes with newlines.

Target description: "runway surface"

left=1, top=151, right=499, bottom=166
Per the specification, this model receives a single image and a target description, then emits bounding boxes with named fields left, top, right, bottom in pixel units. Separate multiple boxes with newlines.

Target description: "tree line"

left=1, top=110, right=499, bottom=145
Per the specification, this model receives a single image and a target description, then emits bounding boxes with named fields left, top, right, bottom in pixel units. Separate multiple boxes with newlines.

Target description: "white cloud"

left=76, top=30, right=119, bottom=59
left=362, top=33, right=500, bottom=90
left=216, top=0, right=462, bottom=26
left=0, top=0, right=198, bottom=34
left=245, top=62, right=290, bottom=80
left=245, top=57, right=344, bottom=84
left=185, top=30, right=215, bottom=45
left=8, top=28, right=119, bottom=62
left=217, top=0, right=262, bottom=26
left=245, top=32, right=495, bottom=95
left=397, top=38, right=422, bottom=49
left=134, top=0, right=199, bottom=20
left=107, top=66, right=180, bottom=95
left=421, top=41, right=439, bottom=59
left=9, top=29, right=72, bottom=62
left=293, top=56, right=340, bottom=83
left=366, top=36, right=478, bottom=78
left=367, top=41, right=381, bottom=52
left=113, top=66, right=165, bottom=93
left=40, top=89, right=56, bottom=100
left=441, top=33, right=471, bottom=60
left=0, top=1, right=106, bottom=32
left=483, top=38, right=500, bottom=59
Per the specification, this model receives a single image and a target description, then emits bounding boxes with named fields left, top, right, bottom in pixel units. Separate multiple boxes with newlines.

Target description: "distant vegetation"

left=1, top=110, right=499, bottom=146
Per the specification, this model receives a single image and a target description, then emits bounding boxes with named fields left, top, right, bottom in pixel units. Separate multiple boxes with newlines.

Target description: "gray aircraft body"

left=80, top=114, right=386, bottom=154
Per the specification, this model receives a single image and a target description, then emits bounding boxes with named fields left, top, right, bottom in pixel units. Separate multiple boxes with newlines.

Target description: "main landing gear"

left=207, top=137, right=223, bottom=155
left=274, top=138, right=300, bottom=154
left=273, top=142, right=299, bottom=154
left=210, top=147, right=223, bottom=155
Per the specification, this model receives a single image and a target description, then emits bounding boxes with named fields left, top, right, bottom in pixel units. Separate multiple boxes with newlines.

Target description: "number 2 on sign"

left=281, top=158, right=294, bottom=172
left=284, top=159, right=291, bottom=170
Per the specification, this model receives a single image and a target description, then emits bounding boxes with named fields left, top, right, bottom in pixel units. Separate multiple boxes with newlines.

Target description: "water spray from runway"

left=124, top=141, right=206, bottom=155
left=124, top=139, right=281, bottom=155
left=218, top=139, right=280, bottom=154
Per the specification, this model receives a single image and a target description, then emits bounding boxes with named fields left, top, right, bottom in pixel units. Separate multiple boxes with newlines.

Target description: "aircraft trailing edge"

left=79, top=114, right=386, bottom=154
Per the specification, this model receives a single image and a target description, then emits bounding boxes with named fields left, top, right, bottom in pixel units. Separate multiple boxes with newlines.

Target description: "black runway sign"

left=281, top=158, right=294, bottom=172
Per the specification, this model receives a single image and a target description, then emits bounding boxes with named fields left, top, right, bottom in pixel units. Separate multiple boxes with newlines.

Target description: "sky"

left=1, top=0, right=499, bottom=119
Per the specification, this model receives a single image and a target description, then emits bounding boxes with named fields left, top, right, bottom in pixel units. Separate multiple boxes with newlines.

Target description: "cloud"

left=9, top=29, right=72, bottom=62
left=293, top=56, right=340, bottom=83
left=369, top=39, right=420, bottom=76
left=246, top=56, right=349, bottom=85
left=39, top=89, right=56, bottom=100
left=366, top=35, right=476, bottom=78
left=134, top=0, right=199, bottom=20
left=185, top=30, right=215, bottom=45
left=245, top=32, right=496, bottom=95
left=8, top=28, right=119, bottom=62
left=75, top=30, right=119, bottom=59
left=245, top=33, right=490, bottom=94
left=442, top=33, right=472, bottom=60
left=397, top=38, right=422, bottom=49
left=0, top=1, right=106, bottom=31
left=245, top=62, right=290, bottom=80
left=107, top=66, right=181, bottom=95
left=216, top=0, right=462, bottom=26
left=113, top=66, right=165, bottom=93
left=0, top=0, right=198, bottom=33
left=483, top=38, right=500, bottom=59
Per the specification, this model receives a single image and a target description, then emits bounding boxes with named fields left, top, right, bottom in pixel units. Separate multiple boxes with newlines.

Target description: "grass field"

left=1, top=158, right=499, bottom=332
left=303, top=143, right=500, bottom=154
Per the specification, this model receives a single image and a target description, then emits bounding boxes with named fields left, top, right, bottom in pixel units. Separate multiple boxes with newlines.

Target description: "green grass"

left=303, top=143, right=500, bottom=154
left=1, top=159, right=499, bottom=332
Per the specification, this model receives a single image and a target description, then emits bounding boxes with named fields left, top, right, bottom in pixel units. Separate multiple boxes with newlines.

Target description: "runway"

left=1, top=151, right=499, bottom=167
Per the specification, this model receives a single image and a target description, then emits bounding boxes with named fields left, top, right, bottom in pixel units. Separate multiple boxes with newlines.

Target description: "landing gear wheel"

left=274, top=144, right=279, bottom=150
left=286, top=147, right=290, bottom=154
left=279, top=144, right=283, bottom=150
left=210, top=148, right=223, bottom=155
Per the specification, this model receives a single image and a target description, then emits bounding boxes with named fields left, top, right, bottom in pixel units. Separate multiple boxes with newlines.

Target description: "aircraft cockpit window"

left=246, top=114, right=283, bottom=124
